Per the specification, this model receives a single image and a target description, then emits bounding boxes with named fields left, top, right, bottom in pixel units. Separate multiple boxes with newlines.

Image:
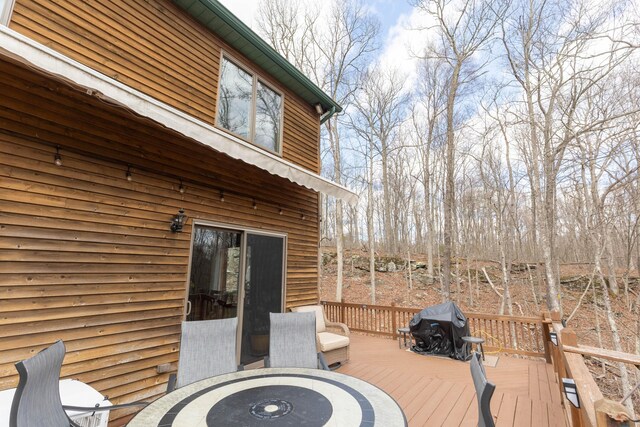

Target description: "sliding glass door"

left=240, top=233, right=284, bottom=365
left=186, top=224, right=285, bottom=365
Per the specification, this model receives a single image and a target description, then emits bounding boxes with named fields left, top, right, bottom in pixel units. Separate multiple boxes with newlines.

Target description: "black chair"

left=470, top=352, right=496, bottom=427
left=10, top=340, right=147, bottom=427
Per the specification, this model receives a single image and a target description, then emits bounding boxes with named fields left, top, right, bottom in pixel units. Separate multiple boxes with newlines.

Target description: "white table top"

left=129, top=368, right=406, bottom=427
left=0, top=379, right=110, bottom=427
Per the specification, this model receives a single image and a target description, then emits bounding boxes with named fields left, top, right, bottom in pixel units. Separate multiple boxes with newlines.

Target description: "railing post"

left=595, top=399, right=634, bottom=427
left=560, top=328, right=584, bottom=427
left=340, top=298, right=345, bottom=324
left=541, top=310, right=552, bottom=363
left=391, top=302, right=397, bottom=339
left=550, top=310, right=562, bottom=376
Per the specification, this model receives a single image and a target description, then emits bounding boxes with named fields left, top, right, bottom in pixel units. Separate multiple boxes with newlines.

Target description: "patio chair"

left=10, top=340, right=146, bottom=427
left=265, top=312, right=329, bottom=370
left=291, top=305, right=350, bottom=367
left=470, top=352, right=496, bottom=427
left=168, top=317, right=240, bottom=392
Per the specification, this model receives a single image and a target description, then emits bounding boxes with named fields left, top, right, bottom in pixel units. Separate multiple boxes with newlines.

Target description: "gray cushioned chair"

left=470, top=352, right=496, bottom=427
left=10, top=340, right=146, bottom=427
left=168, top=317, right=240, bottom=392
left=265, top=312, right=328, bottom=370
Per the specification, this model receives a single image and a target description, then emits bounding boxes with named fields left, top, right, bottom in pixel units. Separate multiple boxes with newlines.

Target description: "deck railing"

left=546, top=311, right=637, bottom=427
left=320, top=300, right=550, bottom=358
left=321, top=301, right=636, bottom=426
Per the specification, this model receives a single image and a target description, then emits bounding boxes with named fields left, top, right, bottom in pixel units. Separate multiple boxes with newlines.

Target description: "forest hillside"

left=319, top=248, right=640, bottom=413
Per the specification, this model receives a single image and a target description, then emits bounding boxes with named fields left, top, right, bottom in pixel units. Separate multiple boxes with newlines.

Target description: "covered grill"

left=409, top=301, right=471, bottom=361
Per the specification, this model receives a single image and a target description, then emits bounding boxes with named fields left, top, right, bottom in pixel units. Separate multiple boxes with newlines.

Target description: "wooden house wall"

left=0, top=58, right=320, bottom=424
left=8, top=0, right=321, bottom=173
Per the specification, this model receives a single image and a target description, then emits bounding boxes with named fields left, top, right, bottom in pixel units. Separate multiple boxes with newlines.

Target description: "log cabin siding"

left=0, top=58, right=319, bottom=424
left=9, top=0, right=321, bottom=174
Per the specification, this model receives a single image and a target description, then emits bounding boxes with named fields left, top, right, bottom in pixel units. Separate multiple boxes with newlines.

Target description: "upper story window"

left=0, top=0, right=15, bottom=25
left=217, top=55, right=283, bottom=154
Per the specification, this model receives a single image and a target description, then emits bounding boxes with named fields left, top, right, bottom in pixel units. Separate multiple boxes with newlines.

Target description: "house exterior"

left=0, top=0, right=353, bottom=424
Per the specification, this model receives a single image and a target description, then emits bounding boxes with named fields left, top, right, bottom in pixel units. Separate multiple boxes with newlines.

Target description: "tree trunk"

left=442, top=62, right=461, bottom=302
left=367, top=143, right=376, bottom=305
left=327, top=121, right=344, bottom=302
left=605, top=231, right=619, bottom=295
left=381, top=144, right=394, bottom=253
left=597, top=267, right=636, bottom=418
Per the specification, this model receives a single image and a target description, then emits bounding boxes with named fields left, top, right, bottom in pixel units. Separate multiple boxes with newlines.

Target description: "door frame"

left=183, top=220, right=288, bottom=364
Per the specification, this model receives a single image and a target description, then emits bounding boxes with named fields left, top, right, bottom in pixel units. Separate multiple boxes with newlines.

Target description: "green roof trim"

left=173, top=0, right=343, bottom=115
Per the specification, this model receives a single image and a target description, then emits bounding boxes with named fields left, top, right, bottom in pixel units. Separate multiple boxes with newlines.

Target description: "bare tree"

left=349, top=67, right=408, bottom=302
left=351, top=68, right=409, bottom=252
left=501, top=0, right=638, bottom=309
left=412, top=58, right=448, bottom=280
left=413, top=0, right=507, bottom=301
left=258, top=0, right=380, bottom=301
left=257, top=0, right=320, bottom=76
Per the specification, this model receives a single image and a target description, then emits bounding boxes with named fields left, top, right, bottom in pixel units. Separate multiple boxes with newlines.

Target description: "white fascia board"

left=0, top=26, right=358, bottom=205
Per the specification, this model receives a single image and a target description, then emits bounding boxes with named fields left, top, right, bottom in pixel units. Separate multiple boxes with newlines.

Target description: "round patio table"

left=128, top=367, right=407, bottom=427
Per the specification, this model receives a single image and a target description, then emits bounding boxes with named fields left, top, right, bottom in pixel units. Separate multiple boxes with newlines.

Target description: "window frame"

left=215, top=52, right=284, bottom=156
left=0, top=0, right=15, bottom=26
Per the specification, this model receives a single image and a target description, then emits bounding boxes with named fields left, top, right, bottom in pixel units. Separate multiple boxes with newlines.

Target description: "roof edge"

left=188, top=0, right=342, bottom=113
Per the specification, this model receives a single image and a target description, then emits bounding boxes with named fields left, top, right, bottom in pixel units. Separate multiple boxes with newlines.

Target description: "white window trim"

left=0, top=0, right=15, bottom=26
left=215, top=51, right=284, bottom=156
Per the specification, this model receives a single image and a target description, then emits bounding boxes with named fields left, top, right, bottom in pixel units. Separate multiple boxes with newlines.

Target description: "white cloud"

left=377, top=7, right=439, bottom=88
left=219, top=0, right=259, bottom=29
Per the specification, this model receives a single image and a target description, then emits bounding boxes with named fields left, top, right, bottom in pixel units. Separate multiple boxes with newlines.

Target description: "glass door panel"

left=187, top=226, right=241, bottom=321
left=240, top=233, right=285, bottom=365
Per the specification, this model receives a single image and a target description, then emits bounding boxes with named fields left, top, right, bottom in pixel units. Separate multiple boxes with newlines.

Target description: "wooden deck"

left=337, top=334, right=567, bottom=427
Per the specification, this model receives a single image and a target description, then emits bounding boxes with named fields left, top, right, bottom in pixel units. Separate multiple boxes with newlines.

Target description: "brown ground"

left=319, top=249, right=639, bottom=413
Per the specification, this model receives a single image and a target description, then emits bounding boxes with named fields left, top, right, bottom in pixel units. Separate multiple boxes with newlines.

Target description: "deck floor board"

left=337, top=333, right=567, bottom=426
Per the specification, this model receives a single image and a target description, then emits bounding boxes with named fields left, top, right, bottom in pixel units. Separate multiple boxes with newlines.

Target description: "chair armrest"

left=325, top=321, right=350, bottom=337
left=63, top=401, right=147, bottom=412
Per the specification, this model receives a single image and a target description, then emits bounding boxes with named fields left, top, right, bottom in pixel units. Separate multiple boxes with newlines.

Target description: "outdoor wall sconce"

left=54, top=146, right=63, bottom=166
left=314, top=103, right=323, bottom=115
left=170, top=209, right=187, bottom=233
left=126, top=165, right=132, bottom=182
left=178, top=179, right=185, bottom=194
left=562, top=378, right=580, bottom=408
left=550, top=332, right=558, bottom=346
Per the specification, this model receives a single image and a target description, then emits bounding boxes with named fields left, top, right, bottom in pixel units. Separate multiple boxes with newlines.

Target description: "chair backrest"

left=10, top=340, right=72, bottom=427
left=290, top=305, right=326, bottom=333
left=470, top=352, right=496, bottom=427
left=176, top=317, right=238, bottom=389
left=268, top=312, right=317, bottom=369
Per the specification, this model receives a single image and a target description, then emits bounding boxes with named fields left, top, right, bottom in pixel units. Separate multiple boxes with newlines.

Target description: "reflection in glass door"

left=187, top=226, right=241, bottom=321
left=240, top=233, right=284, bottom=365
left=186, top=225, right=285, bottom=366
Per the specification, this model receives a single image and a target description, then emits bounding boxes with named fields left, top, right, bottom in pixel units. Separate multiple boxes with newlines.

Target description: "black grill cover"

left=409, top=301, right=471, bottom=361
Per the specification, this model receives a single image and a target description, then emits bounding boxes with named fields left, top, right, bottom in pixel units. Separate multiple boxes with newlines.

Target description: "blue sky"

left=368, top=0, right=414, bottom=36
left=220, top=0, right=417, bottom=63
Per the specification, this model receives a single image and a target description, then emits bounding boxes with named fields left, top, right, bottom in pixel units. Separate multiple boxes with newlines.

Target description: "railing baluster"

left=319, top=301, right=545, bottom=356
